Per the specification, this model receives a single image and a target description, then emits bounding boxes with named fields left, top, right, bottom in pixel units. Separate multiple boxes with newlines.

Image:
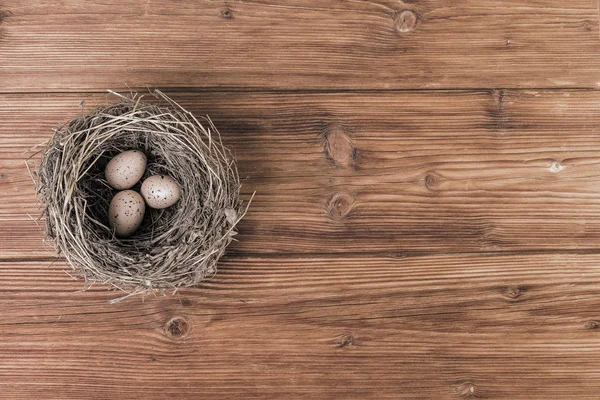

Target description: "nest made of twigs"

left=30, top=90, right=249, bottom=300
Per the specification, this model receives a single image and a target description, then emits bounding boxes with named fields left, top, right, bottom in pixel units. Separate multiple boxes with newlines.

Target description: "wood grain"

left=1, top=253, right=600, bottom=399
left=2, top=1, right=600, bottom=397
left=0, top=0, right=599, bottom=91
left=3, top=90, right=600, bottom=257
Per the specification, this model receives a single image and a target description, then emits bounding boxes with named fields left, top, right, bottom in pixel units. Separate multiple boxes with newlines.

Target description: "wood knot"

left=220, top=7, right=233, bottom=19
left=455, top=381, right=480, bottom=398
left=164, top=316, right=190, bottom=339
left=549, top=161, right=565, bottom=173
left=584, top=320, right=600, bottom=330
left=327, top=192, right=355, bottom=220
left=336, top=332, right=355, bottom=348
left=0, top=10, right=11, bottom=24
left=423, top=172, right=442, bottom=191
left=389, top=252, right=408, bottom=259
left=394, top=10, right=417, bottom=33
left=323, top=122, right=356, bottom=168
left=582, top=20, right=592, bottom=31
left=502, top=285, right=525, bottom=301
left=180, top=298, right=193, bottom=307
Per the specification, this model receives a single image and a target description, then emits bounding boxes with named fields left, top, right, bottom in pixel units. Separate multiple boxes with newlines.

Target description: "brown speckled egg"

left=109, top=190, right=146, bottom=237
left=140, top=175, right=181, bottom=209
left=105, top=150, right=147, bottom=190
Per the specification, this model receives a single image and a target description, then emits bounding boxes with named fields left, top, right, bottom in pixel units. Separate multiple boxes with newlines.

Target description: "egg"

left=109, top=190, right=146, bottom=237
left=141, top=174, right=181, bottom=209
left=105, top=150, right=147, bottom=190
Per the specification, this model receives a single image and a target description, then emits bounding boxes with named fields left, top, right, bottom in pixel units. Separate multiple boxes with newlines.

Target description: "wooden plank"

left=0, top=0, right=599, bottom=91
left=1, top=253, right=600, bottom=399
left=3, top=90, right=600, bottom=257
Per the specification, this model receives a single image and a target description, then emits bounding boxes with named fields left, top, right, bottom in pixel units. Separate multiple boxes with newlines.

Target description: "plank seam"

left=7, top=247, right=600, bottom=264
left=0, top=87, right=599, bottom=96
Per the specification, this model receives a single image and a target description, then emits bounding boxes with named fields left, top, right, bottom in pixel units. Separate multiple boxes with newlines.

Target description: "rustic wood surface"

left=1, top=0, right=600, bottom=399
left=1, top=0, right=600, bottom=90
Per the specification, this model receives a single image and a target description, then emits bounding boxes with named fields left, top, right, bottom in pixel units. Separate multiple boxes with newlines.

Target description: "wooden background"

left=1, top=0, right=600, bottom=398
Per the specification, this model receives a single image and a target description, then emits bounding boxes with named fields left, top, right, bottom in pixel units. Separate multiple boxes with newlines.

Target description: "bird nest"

left=30, top=90, right=249, bottom=300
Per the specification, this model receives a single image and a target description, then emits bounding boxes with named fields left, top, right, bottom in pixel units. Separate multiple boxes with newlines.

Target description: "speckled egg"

left=109, top=190, right=146, bottom=237
left=140, top=175, right=181, bottom=209
left=105, top=150, right=147, bottom=190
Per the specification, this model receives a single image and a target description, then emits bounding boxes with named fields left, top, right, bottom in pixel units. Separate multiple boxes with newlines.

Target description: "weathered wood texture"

left=0, top=0, right=599, bottom=91
left=3, top=90, right=600, bottom=258
left=2, top=0, right=600, bottom=398
left=1, top=253, right=600, bottom=399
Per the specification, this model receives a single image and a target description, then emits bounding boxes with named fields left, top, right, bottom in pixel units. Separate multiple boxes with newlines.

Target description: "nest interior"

left=35, top=91, right=246, bottom=297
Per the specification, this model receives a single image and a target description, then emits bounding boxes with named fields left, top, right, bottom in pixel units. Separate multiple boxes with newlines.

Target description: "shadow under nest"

left=34, top=91, right=248, bottom=300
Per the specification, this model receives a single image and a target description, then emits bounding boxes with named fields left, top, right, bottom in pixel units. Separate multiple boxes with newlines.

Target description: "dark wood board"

left=0, top=0, right=599, bottom=91
left=3, top=90, right=600, bottom=258
left=1, top=253, right=600, bottom=399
